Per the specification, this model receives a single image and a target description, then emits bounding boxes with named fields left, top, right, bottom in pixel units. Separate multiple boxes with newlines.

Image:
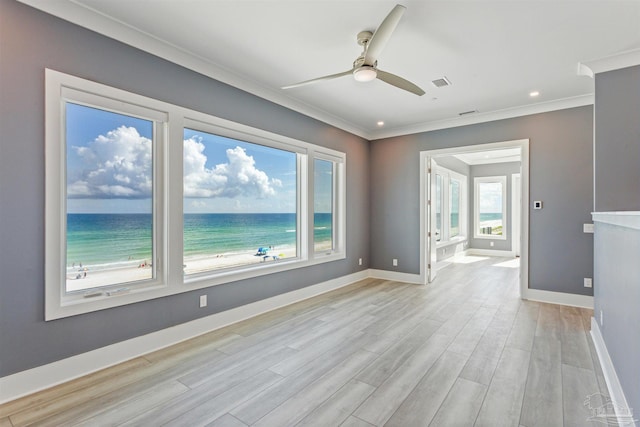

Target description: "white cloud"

left=183, top=137, right=282, bottom=199
left=68, top=126, right=152, bottom=199
left=68, top=129, right=282, bottom=202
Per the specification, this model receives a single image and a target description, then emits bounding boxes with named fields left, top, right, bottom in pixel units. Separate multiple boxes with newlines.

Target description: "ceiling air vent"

left=458, top=110, right=478, bottom=116
left=431, top=77, right=451, bottom=88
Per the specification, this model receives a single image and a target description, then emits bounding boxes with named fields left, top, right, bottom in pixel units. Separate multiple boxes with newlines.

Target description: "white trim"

left=0, top=270, right=369, bottom=404
left=578, top=48, right=640, bottom=78
left=17, top=0, right=369, bottom=139
left=45, top=69, right=347, bottom=320
left=368, top=269, right=423, bottom=285
left=420, top=139, right=529, bottom=298
left=592, top=212, right=640, bottom=231
left=370, top=95, right=594, bottom=140
left=466, top=248, right=515, bottom=257
left=591, top=318, right=637, bottom=427
left=433, top=165, right=468, bottom=244
left=522, top=288, right=593, bottom=309
left=18, top=1, right=596, bottom=141
left=1, top=266, right=597, bottom=405
left=512, top=173, right=521, bottom=257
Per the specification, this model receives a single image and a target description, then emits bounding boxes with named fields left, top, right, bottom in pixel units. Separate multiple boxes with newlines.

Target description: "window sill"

left=184, top=251, right=347, bottom=288
left=436, top=236, right=467, bottom=248
left=473, top=235, right=507, bottom=241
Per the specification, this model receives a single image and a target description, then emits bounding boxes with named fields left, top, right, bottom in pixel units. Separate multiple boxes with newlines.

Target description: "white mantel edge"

left=592, top=212, right=640, bottom=231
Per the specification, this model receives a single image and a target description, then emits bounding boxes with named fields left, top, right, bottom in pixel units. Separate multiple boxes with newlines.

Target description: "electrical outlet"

left=490, top=242, right=494, bottom=247
left=584, top=278, right=592, bottom=288
left=358, top=258, right=362, bottom=266
left=392, top=259, right=398, bottom=267
left=199, top=295, right=207, bottom=308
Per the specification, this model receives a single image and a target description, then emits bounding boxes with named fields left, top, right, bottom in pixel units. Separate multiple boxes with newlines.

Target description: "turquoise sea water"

left=66, top=213, right=332, bottom=272
left=479, top=212, right=503, bottom=222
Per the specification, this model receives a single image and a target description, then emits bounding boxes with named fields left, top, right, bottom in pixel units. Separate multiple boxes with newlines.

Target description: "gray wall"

left=0, top=0, right=370, bottom=377
left=468, top=162, right=521, bottom=252
left=370, top=106, right=594, bottom=296
left=593, top=221, right=640, bottom=418
left=592, top=65, right=640, bottom=419
left=594, top=65, right=640, bottom=211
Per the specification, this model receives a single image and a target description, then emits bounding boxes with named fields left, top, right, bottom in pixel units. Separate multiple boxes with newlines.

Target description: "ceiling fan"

left=282, top=4, right=425, bottom=96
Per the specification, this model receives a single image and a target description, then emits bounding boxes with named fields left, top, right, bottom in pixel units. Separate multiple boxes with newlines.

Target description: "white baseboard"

left=522, top=288, right=593, bottom=309
left=0, top=270, right=369, bottom=404
left=590, top=318, right=637, bottom=427
left=0, top=266, right=598, bottom=405
left=368, top=269, right=423, bottom=285
left=467, top=248, right=515, bottom=257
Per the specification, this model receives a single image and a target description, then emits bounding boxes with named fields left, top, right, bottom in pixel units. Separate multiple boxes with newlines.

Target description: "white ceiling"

left=453, top=148, right=521, bottom=165
left=21, top=0, right=640, bottom=140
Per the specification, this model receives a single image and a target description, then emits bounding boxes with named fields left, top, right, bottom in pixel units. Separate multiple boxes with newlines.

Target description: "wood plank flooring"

left=0, top=256, right=609, bottom=426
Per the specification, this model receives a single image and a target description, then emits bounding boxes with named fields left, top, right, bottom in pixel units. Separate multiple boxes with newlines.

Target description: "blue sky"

left=66, top=103, right=330, bottom=214
left=183, top=128, right=297, bottom=213
left=66, top=103, right=154, bottom=213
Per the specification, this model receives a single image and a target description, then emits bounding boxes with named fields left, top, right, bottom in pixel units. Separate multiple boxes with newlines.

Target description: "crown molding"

left=578, top=48, right=640, bottom=78
left=18, top=0, right=599, bottom=142
left=369, top=94, right=594, bottom=140
left=17, top=0, right=370, bottom=139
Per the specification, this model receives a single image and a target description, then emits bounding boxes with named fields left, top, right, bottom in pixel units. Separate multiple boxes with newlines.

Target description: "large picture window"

left=65, top=103, right=158, bottom=292
left=474, top=176, right=507, bottom=239
left=183, top=128, right=299, bottom=275
left=45, top=69, right=346, bottom=320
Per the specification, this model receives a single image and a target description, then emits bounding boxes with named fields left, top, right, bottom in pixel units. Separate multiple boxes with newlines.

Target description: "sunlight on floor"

left=493, top=258, right=520, bottom=269
left=451, top=255, right=489, bottom=264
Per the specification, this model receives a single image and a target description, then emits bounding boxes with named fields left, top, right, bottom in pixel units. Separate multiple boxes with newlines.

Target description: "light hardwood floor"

left=0, top=256, right=610, bottom=426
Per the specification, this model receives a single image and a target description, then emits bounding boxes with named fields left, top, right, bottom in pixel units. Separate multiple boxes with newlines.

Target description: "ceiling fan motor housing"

left=353, top=65, right=377, bottom=82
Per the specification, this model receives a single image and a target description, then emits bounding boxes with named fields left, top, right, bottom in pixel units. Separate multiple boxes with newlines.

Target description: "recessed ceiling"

left=19, top=0, right=640, bottom=140
left=453, top=148, right=522, bottom=166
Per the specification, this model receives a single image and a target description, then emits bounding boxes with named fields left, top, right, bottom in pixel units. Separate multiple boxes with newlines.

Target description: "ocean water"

left=66, top=213, right=152, bottom=272
left=479, top=212, right=503, bottom=222
left=66, top=213, right=332, bottom=271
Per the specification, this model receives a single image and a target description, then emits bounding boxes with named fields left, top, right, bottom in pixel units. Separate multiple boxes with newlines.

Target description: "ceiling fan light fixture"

left=353, top=66, right=377, bottom=82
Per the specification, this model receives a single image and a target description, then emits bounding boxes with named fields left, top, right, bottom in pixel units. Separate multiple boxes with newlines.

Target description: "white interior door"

left=428, top=158, right=438, bottom=282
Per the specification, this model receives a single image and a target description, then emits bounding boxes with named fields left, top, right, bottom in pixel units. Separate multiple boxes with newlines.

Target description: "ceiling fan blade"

left=376, top=69, right=425, bottom=96
left=364, top=4, right=406, bottom=66
left=282, top=70, right=352, bottom=90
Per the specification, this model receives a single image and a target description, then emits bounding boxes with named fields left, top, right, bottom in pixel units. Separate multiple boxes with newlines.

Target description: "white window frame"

left=312, top=154, right=345, bottom=257
left=45, top=69, right=346, bottom=320
left=434, top=165, right=467, bottom=245
left=474, top=175, right=507, bottom=240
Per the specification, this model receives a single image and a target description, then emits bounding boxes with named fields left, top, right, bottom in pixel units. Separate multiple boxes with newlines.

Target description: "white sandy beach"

left=66, top=246, right=299, bottom=292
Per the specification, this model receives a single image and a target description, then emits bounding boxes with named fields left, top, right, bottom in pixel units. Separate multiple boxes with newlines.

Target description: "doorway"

left=419, top=139, right=529, bottom=298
